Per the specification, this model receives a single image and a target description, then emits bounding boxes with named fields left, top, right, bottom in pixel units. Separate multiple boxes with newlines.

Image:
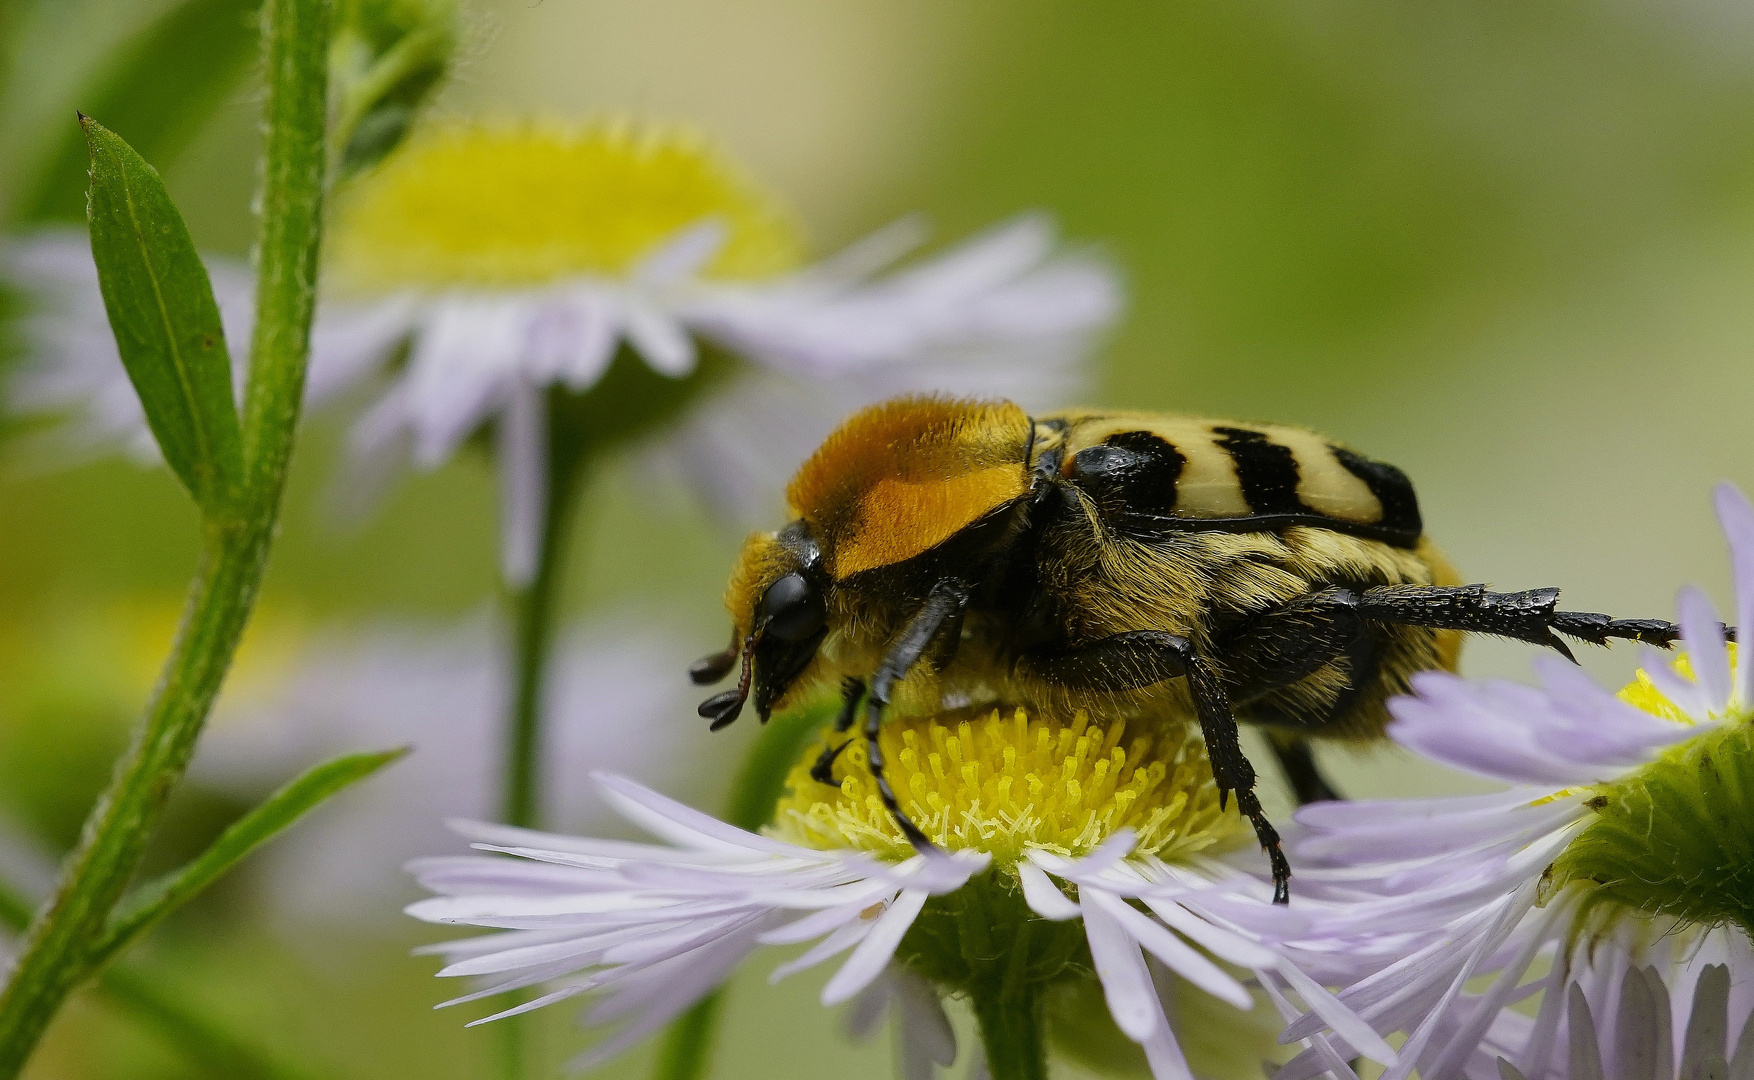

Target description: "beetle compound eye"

left=761, top=573, right=825, bottom=642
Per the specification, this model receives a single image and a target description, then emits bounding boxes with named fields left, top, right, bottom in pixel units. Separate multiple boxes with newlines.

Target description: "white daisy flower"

left=408, top=705, right=1394, bottom=1079
left=4, top=119, right=1121, bottom=583
left=1274, top=485, right=1754, bottom=1080
left=191, top=614, right=706, bottom=925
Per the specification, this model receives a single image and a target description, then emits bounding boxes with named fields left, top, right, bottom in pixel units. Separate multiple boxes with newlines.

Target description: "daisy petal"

left=821, top=889, right=928, bottom=1006
left=1678, top=587, right=1731, bottom=715
left=1082, top=891, right=1161, bottom=1042
left=1018, top=860, right=1079, bottom=920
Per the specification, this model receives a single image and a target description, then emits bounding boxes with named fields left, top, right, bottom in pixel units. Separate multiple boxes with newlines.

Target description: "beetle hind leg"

left=1354, top=584, right=1735, bottom=660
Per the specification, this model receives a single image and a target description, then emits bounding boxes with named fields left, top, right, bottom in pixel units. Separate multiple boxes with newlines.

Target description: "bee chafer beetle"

left=691, top=397, right=1722, bottom=902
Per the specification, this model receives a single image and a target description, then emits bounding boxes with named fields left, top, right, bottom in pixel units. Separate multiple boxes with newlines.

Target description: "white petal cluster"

left=1022, top=836, right=1397, bottom=1080
left=1278, top=484, right=1754, bottom=1080
left=407, top=774, right=987, bottom=1070
left=409, top=769, right=1395, bottom=1080
left=1494, top=931, right=1754, bottom=1080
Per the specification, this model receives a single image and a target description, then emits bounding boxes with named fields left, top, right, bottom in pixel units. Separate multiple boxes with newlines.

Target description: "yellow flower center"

left=328, top=119, right=806, bottom=293
left=769, top=706, right=1244, bottom=867
left=1615, top=645, right=1739, bottom=723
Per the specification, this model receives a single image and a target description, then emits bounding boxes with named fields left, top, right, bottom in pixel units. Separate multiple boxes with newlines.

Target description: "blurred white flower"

left=3, top=119, right=1122, bottom=585
left=1, top=233, right=403, bottom=464
left=192, top=614, right=709, bottom=924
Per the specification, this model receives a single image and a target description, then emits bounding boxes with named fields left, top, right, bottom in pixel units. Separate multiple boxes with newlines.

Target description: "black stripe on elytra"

left=1331, top=447, right=1422, bottom=541
left=1065, top=430, right=1185, bottom=517
left=1212, top=426, right=1306, bottom=517
left=1115, top=511, right=1423, bottom=548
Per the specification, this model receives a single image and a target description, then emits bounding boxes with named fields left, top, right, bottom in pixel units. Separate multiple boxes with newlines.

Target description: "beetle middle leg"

left=1267, top=737, right=1343, bottom=804
left=1018, top=631, right=1294, bottom=904
left=809, top=678, right=865, bottom=785
left=1211, top=586, right=1373, bottom=805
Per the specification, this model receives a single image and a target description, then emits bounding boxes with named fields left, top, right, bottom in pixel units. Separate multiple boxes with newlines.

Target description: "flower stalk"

left=0, top=0, right=332, bottom=1072
left=970, top=977, right=1049, bottom=1080
left=501, top=418, right=590, bottom=830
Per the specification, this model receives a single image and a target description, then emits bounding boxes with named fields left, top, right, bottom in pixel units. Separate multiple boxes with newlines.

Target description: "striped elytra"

left=1052, top=411, right=1423, bottom=547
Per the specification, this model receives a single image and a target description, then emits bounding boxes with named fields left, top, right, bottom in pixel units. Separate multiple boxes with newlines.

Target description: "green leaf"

left=97, top=746, right=407, bottom=965
left=18, top=0, right=260, bottom=225
left=82, top=114, right=245, bottom=512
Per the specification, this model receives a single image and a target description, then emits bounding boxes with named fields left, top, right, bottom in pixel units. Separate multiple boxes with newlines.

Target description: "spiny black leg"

left=1355, top=584, right=1735, bottom=659
left=864, top=581, right=971, bottom=851
left=1185, top=656, right=1292, bottom=904
left=1268, top=737, right=1343, bottom=805
left=809, top=678, right=866, bottom=785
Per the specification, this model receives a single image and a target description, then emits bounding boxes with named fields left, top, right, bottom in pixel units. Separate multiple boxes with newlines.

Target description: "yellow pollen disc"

left=1617, top=645, right=1740, bottom=723
left=768, top=706, right=1245, bottom=867
left=328, top=119, right=806, bottom=293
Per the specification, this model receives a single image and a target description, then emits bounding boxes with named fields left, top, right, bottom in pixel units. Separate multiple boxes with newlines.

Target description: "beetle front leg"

left=863, top=580, right=971, bottom=850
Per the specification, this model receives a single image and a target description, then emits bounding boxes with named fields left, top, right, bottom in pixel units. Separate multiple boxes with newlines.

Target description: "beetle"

left=691, top=397, right=1713, bottom=902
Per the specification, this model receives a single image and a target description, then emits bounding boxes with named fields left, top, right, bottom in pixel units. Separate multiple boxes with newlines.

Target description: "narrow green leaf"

left=18, top=0, right=260, bottom=225
left=98, top=746, right=407, bottom=964
left=82, top=114, right=245, bottom=512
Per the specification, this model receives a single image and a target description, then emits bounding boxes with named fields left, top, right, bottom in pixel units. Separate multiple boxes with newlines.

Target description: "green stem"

left=970, top=979, right=1048, bottom=1080
left=502, top=421, right=591, bottom=830
left=0, top=1, right=330, bottom=1073
left=240, top=0, right=330, bottom=491
left=495, top=419, right=591, bottom=1080
left=651, top=993, right=722, bottom=1080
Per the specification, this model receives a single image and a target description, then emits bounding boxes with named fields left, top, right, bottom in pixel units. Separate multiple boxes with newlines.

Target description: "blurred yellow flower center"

left=328, top=119, right=805, bottom=293
left=769, top=706, right=1243, bottom=867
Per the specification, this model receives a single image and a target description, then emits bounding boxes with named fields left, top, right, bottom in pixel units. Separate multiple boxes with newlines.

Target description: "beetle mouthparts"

left=697, top=631, right=758, bottom=731
left=689, top=645, right=737, bottom=685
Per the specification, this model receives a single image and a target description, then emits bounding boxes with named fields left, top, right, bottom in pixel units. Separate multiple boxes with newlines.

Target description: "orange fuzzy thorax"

left=784, top=397, right=1033, bottom=581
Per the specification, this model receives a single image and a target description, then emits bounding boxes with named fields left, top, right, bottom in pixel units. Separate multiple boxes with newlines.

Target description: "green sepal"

left=1543, top=718, right=1754, bottom=939
left=81, top=114, right=246, bottom=514
left=19, top=0, right=260, bottom=225
left=96, top=746, right=407, bottom=965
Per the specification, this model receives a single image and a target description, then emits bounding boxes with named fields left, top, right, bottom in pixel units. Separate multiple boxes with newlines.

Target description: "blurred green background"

left=2, top=1, right=1753, bottom=1077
